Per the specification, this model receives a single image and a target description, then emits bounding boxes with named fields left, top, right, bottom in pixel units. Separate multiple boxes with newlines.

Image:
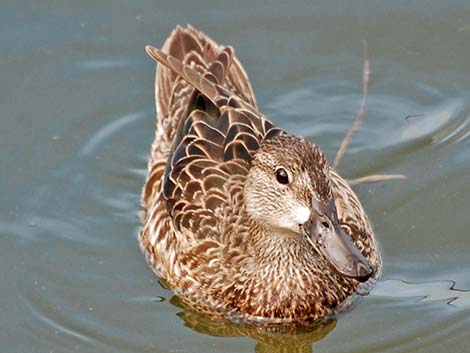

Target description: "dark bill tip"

left=355, top=262, right=373, bottom=282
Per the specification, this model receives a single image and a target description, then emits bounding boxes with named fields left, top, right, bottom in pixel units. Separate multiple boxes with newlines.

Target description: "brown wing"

left=146, top=44, right=284, bottom=237
left=185, top=25, right=257, bottom=108
left=148, top=25, right=257, bottom=163
left=330, top=169, right=380, bottom=270
left=143, top=26, right=260, bottom=210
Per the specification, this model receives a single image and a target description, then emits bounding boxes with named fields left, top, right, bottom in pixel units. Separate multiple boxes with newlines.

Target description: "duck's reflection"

left=170, top=296, right=336, bottom=353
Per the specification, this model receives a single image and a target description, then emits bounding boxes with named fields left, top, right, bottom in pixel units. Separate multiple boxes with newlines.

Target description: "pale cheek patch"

left=294, top=206, right=311, bottom=225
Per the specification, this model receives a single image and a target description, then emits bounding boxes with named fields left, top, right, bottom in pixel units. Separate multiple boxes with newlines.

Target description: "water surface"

left=1, top=1, right=470, bottom=352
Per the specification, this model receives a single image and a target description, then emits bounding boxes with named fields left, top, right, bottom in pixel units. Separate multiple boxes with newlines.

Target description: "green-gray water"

left=1, top=1, right=470, bottom=352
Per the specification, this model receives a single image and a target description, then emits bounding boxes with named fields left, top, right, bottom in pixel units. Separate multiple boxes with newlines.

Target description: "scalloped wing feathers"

left=148, top=25, right=257, bottom=164
left=145, top=35, right=284, bottom=232
left=141, top=26, right=283, bottom=269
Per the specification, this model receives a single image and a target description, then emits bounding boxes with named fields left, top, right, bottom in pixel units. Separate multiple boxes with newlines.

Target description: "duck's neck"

left=225, top=219, right=354, bottom=319
left=244, top=220, right=325, bottom=284
left=250, top=222, right=310, bottom=264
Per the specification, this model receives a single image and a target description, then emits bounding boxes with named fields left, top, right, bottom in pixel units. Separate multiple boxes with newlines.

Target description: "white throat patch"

left=294, top=206, right=311, bottom=225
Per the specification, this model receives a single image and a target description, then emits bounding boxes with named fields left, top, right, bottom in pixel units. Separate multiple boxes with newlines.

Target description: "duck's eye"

left=275, top=168, right=289, bottom=185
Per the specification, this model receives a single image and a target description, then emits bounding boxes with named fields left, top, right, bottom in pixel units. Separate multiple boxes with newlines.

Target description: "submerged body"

left=140, top=25, right=381, bottom=322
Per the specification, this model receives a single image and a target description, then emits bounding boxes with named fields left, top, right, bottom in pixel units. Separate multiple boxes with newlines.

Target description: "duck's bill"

left=306, top=219, right=373, bottom=282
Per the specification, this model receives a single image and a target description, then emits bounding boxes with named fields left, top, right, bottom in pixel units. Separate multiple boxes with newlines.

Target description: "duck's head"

left=244, top=134, right=372, bottom=282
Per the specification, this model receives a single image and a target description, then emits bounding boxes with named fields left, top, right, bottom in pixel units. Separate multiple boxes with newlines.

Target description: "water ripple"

left=79, top=112, right=146, bottom=157
left=75, top=59, right=132, bottom=71
left=265, top=83, right=470, bottom=156
left=401, top=99, right=470, bottom=146
left=373, top=279, right=470, bottom=307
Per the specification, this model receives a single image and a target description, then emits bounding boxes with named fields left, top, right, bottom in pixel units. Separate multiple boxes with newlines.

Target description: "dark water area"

left=1, top=1, right=470, bottom=352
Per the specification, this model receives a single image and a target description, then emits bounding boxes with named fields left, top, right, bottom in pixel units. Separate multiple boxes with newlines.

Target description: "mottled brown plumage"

left=140, top=25, right=381, bottom=323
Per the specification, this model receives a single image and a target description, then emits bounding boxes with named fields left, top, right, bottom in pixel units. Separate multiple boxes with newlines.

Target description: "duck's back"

left=140, top=25, right=260, bottom=281
left=145, top=25, right=257, bottom=174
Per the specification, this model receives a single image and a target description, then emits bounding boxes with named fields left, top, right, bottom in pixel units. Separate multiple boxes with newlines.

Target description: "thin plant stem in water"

left=347, top=174, right=407, bottom=186
left=334, top=40, right=406, bottom=185
left=333, top=40, right=370, bottom=169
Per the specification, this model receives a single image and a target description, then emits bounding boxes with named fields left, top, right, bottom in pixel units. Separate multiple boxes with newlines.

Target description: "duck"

left=139, top=25, right=381, bottom=323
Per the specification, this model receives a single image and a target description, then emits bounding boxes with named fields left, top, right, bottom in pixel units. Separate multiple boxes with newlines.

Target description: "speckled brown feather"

left=140, top=25, right=381, bottom=323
